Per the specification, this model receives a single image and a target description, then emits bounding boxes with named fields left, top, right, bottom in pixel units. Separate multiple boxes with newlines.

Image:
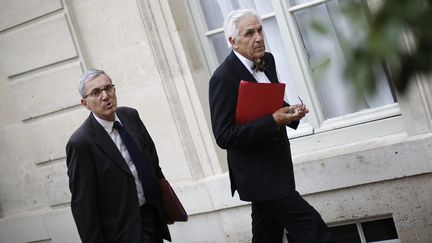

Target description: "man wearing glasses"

left=66, top=69, right=171, bottom=243
left=209, top=9, right=333, bottom=242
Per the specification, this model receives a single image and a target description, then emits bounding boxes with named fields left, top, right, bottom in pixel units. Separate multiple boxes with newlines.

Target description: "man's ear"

left=81, top=99, right=90, bottom=110
left=229, top=37, right=237, bottom=49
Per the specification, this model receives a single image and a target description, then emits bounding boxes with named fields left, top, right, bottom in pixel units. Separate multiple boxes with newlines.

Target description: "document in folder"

left=235, top=80, right=285, bottom=124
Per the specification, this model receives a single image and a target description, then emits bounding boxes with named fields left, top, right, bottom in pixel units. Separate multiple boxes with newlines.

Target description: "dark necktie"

left=113, top=121, right=159, bottom=205
left=251, top=58, right=266, bottom=72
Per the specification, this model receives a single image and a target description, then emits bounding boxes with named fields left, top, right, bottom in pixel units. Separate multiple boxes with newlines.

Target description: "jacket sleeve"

left=66, top=141, right=105, bottom=243
left=283, top=101, right=300, bottom=130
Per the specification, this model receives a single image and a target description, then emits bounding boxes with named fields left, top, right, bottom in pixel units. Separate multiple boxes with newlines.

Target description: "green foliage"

left=344, top=0, right=432, bottom=94
left=311, top=20, right=329, bottom=35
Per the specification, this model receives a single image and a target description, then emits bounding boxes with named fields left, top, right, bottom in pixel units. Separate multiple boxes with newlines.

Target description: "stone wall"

left=1, top=0, right=432, bottom=242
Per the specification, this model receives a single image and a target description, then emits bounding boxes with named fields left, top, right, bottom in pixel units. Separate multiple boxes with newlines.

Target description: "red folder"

left=235, top=80, right=285, bottom=124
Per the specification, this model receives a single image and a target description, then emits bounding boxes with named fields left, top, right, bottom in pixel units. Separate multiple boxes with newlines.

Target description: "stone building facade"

left=0, top=0, right=431, bottom=242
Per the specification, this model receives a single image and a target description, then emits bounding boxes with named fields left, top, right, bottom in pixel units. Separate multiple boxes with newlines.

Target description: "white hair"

left=223, top=9, right=263, bottom=48
left=78, top=69, right=111, bottom=98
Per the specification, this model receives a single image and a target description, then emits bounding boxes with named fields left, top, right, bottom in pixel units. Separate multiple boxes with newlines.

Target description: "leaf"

left=310, top=20, right=328, bottom=35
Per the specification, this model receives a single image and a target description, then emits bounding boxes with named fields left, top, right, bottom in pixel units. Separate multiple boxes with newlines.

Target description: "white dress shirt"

left=93, top=113, right=146, bottom=206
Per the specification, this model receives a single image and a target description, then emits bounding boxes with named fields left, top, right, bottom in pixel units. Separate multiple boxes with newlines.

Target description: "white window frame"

left=187, top=0, right=406, bottom=153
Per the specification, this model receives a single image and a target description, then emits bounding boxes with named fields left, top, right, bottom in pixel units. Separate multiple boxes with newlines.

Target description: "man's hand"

left=272, top=104, right=309, bottom=126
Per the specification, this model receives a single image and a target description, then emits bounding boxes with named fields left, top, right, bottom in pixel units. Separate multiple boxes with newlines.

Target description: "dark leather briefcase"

left=159, top=179, right=188, bottom=222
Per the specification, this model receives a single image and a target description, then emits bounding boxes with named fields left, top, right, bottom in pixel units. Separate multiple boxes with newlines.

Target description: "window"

left=189, top=0, right=405, bottom=151
left=328, top=217, right=400, bottom=243
left=290, top=0, right=396, bottom=119
left=283, top=217, right=400, bottom=242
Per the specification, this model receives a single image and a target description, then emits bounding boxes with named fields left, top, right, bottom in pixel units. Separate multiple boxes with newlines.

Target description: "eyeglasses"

left=298, top=96, right=303, bottom=105
left=83, top=84, right=115, bottom=98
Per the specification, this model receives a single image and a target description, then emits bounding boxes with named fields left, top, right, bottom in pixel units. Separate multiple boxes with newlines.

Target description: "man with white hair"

left=209, top=9, right=333, bottom=243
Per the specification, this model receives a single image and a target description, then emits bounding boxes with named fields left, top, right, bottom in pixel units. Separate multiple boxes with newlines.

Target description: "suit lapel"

left=263, top=53, right=278, bottom=83
left=228, top=51, right=258, bottom=83
left=89, top=113, right=133, bottom=176
left=264, top=68, right=277, bottom=83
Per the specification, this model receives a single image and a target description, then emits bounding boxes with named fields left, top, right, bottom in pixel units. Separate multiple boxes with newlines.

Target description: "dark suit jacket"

left=209, top=51, right=299, bottom=202
left=66, top=107, right=171, bottom=243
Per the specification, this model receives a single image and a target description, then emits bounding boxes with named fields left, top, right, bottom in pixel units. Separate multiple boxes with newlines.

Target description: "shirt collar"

left=93, top=113, right=121, bottom=134
left=233, top=51, right=255, bottom=74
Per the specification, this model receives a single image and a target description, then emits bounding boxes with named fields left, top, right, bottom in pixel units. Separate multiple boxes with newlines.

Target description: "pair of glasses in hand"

left=289, top=97, right=304, bottom=114
left=298, top=96, right=303, bottom=106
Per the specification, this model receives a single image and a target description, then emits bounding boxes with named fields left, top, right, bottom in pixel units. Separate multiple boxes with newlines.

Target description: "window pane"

left=289, top=0, right=316, bottom=6
left=249, top=0, right=274, bottom=15
left=262, top=17, right=308, bottom=125
left=262, top=17, right=300, bottom=106
left=200, top=0, right=225, bottom=30
left=200, top=0, right=274, bottom=31
left=209, top=32, right=231, bottom=64
left=328, top=224, right=362, bottom=243
left=293, top=0, right=396, bottom=119
left=362, top=218, right=399, bottom=242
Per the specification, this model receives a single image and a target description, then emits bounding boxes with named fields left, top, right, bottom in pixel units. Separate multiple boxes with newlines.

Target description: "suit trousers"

left=251, top=191, right=334, bottom=243
left=140, top=204, right=163, bottom=243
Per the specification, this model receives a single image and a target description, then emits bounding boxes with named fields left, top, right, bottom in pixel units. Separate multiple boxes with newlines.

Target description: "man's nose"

left=254, top=32, right=263, bottom=41
left=101, top=90, right=109, bottom=99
